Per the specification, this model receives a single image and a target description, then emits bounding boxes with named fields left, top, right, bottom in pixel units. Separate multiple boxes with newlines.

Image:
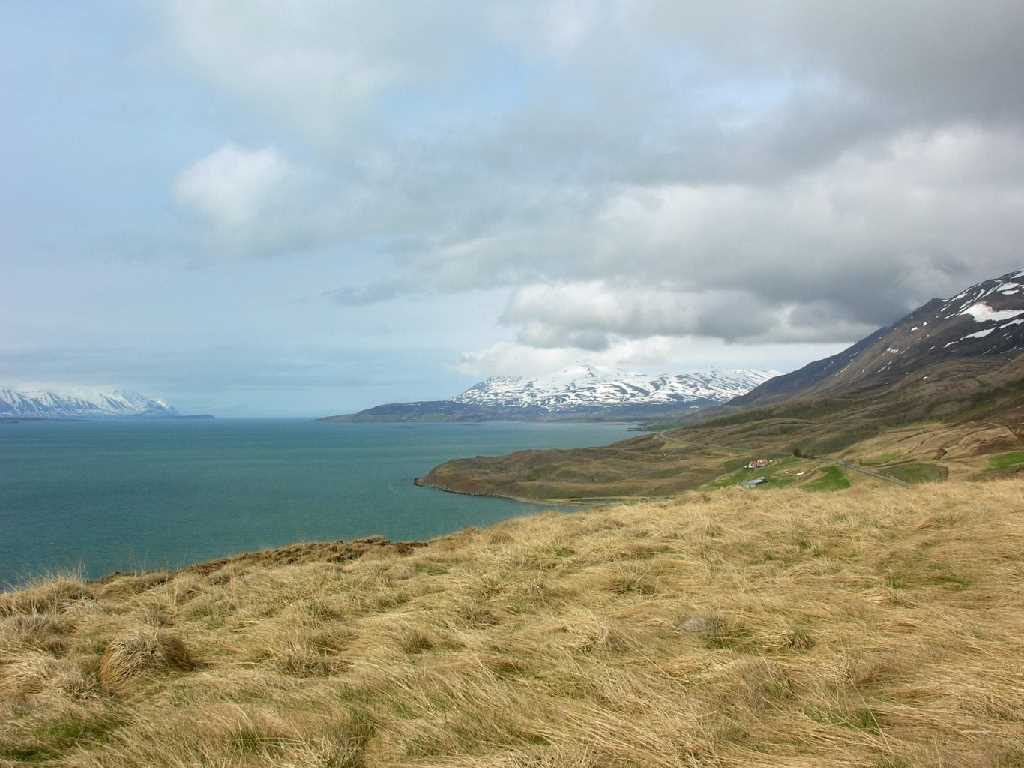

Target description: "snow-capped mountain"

left=0, top=387, right=178, bottom=418
left=452, top=366, right=778, bottom=412
left=324, top=366, right=779, bottom=422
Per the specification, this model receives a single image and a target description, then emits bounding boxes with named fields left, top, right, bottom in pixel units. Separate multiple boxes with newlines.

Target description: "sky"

left=3, top=1, right=1024, bottom=416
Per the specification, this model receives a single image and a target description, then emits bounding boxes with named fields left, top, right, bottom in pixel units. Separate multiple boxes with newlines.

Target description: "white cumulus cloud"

left=173, top=144, right=332, bottom=256
left=174, top=144, right=294, bottom=231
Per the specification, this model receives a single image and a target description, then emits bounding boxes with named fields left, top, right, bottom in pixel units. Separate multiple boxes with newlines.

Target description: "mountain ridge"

left=453, top=366, right=776, bottom=411
left=323, top=367, right=777, bottom=423
left=0, top=386, right=181, bottom=419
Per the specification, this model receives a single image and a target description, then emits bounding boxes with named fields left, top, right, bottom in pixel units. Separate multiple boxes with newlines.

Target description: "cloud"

left=501, top=281, right=877, bottom=349
left=173, top=144, right=333, bottom=256
left=161, top=1, right=492, bottom=140
left=174, top=144, right=293, bottom=229
left=156, top=1, right=1024, bottom=374
left=323, top=278, right=423, bottom=306
left=163, top=3, right=398, bottom=138
left=457, top=337, right=848, bottom=380
left=327, top=125, right=1024, bottom=354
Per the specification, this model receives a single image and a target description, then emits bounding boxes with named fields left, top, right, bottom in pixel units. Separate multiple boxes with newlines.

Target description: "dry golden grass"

left=2, top=481, right=1023, bottom=767
left=96, top=630, right=195, bottom=690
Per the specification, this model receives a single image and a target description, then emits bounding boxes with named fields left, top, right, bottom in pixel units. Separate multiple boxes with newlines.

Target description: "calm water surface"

left=0, top=419, right=634, bottom=586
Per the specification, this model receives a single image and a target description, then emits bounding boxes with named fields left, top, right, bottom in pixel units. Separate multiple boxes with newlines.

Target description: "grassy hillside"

left=3, top=481, right=1023, bottom=767
left=419, top=356, right=1024, bottom=502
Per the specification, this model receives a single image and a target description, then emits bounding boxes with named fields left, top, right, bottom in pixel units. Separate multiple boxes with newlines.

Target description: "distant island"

left=321, top=366, right=777, bottom=423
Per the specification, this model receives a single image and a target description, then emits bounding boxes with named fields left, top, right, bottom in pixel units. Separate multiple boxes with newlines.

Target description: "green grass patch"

left=860, top=452, right=904, bottom=467
left=608, top=573, right=657, bottom=596
left=722, top=457, right=752, bottom=473
left=706, top=471, right=746, bottom=489
left=706, top=456, right=802, bottom=490
left=804, top=705, right=882, bottom=733
left=0, top=713, right=122, bottom=763
left=0, top=743, right=56, bottom=764
left=32, top=716, right=113, bottom=749
left=800, top=425, right=882, bottom=456
left=878, top=462, right=948, bottom=484
left=927, top=568, right=971, bottom=590
left=413, top=561, right=450, bottom=576
left=885, top=573, right=907, bottom=590
left=804, top=466, right=851, bottom=492
left=987, top=451, right=1024, bottom=471
left=874, top=758, right=913, bottom=768
left=701, top=619, right=755, bottom=652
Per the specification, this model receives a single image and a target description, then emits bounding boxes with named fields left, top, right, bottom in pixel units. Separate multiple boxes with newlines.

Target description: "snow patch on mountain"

left=965, top=328, right=995, bottom=340
left=927, top=269, right=1024, bottom=352
left=961, top=303, right=1024, bottom=323
left=453, top=366, right=777, bottom=412
left=0, top=387, right=177, bottom=418
left=940, top=269, right=1024, bottom=319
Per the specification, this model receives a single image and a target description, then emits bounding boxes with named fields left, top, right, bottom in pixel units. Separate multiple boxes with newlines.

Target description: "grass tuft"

left=98, top=630, right=195, bottom=689
left=398, top=629, right=434, bottom=655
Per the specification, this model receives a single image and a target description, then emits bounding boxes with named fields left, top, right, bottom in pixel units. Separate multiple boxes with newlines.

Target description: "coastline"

left=413, top=475, right=564, bottom=506
left=3, top=482, right=614, bottom=592
left=1, top=419, right=637, bottom=588
left=413, top=474, right=636, bottom=507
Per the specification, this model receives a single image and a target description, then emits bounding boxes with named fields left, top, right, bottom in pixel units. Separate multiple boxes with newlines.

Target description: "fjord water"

left=0, top=419, right=634, bottom=587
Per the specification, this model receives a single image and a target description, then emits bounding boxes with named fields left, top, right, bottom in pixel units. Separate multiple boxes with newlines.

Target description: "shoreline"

left=2, top=482, right=623, bottom=592
left=412, top=475, right=568, bottom=506
left=1, top=420, right=638, bottom=591
left=413, top=474, right=652, bottom=508
left=3, top=484, right=590, bottom=592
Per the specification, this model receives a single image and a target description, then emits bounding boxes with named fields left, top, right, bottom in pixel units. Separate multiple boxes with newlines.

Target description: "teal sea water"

left=0, top=419, right=633, bottom=587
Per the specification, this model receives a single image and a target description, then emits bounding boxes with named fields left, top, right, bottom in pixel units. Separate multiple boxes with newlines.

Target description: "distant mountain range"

left=322, top=367, right=778, bottom=422
left=0, top=387, right=187, bottom=419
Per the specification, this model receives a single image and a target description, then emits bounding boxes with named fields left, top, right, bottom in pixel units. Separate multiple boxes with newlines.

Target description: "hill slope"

left=3, top=482, right=1022, bottom=766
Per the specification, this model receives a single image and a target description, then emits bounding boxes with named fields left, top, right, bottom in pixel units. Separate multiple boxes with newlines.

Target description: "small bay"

left=0, top=419, right=633, bottom=586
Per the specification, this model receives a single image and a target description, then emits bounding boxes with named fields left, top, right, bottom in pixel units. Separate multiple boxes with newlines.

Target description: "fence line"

left=838, top=460, right=909, bottom=488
